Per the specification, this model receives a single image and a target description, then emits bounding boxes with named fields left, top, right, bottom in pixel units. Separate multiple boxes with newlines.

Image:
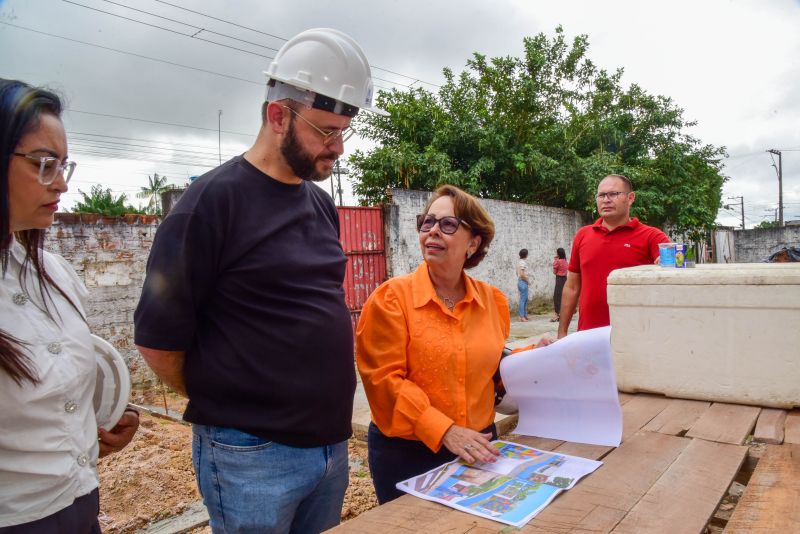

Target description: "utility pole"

left=726, top=196, right=744, bottom=230
left=218, top=110, right=223, bottom=165
left=767, top=149, right=783, bottom=227
left=333, top=161, right=349, bottom=206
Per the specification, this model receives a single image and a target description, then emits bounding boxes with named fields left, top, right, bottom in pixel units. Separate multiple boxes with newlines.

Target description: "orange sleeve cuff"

left=415, top=407, right=454, bottom=452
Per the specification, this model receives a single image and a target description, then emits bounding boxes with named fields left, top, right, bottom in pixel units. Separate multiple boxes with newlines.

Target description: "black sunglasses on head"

left=416, top=214, right=470, bottom=234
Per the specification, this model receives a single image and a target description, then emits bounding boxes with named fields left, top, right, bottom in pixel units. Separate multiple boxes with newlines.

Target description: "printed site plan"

left=397, top=440, right=602, bottom=527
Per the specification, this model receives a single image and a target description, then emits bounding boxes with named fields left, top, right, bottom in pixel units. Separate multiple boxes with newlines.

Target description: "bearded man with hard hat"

left=134, top=28, right=387, bottom=533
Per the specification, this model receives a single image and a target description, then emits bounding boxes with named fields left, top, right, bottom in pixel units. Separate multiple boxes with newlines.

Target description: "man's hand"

left=98, top=410, right=140, bottom=458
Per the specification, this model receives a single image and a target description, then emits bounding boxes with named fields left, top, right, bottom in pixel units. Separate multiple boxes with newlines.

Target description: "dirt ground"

left=98, top=408, right=377, bottom=533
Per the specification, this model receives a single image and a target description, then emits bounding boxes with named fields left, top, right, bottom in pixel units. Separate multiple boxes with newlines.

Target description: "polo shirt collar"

left=592, top=217, right=641, bottom=234
left=411, top=261, right=486, bottom=311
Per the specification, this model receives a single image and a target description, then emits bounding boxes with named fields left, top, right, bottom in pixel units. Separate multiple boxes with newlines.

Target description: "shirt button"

left=12, top=292, right=28, bottom=306
left=47, top=342, right=63, bottom=354
left=65, top=401, right=78, bottom=413
left=459, top=378, right=464, bottom=384
left=77, top=454, right=88, bottom=466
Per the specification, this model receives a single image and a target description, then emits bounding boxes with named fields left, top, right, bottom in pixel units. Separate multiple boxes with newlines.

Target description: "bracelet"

left=124, top=405, right=140, bottom=416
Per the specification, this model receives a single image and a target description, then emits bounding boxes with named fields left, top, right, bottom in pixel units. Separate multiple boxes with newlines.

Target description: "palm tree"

left=137, top=173, right=170, bottom=215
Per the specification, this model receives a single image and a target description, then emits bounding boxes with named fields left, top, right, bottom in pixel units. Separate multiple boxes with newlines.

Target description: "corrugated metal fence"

left=338, top=207, right=387, bottom=334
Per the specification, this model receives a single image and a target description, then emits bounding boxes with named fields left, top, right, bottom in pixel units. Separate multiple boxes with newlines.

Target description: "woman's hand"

left=442, top=424, right=500, bottom=464
left=98, top=410, right=140, bottom=458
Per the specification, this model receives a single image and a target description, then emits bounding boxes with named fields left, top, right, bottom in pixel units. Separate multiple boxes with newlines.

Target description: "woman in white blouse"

left=0, top=79, right=139, bottom=532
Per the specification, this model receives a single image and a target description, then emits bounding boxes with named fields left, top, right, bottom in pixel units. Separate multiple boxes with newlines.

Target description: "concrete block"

left=609, top=264, right=800, bottom=409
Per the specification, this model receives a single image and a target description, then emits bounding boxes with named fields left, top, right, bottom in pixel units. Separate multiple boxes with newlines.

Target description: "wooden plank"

left=753, top=408, right=787, bottom=444
left=724, top=443, right=800, bottom=533
left=785, top=410, right=800, bottom=444
left=331, top=496, right=448, bottom=532
left=618, top=392, right=635, bottom=405
left=418, top=432, right=689, bottom=534
left=642, top=398, right=711, bottom=436
left=510, top=435, right=566, bottom=451
left=621, top=394, right=671, bottom=441
left=521, top=431, right=690, bottom=533
left=685, top=403, right=760, bottom=445
left=612, top=438, right=747, bottom=534
left=554, top=441, right=614, bottom=461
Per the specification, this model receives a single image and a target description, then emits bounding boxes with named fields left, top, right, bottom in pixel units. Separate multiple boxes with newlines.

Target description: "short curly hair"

left=421, top=185, right=495, bottom=269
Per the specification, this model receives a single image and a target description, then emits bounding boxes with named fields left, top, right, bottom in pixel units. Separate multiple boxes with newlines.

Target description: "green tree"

left=136, top=173, right=170, bottom=215
left=350, top=26, right=726, bottom=237
left=754, top=220, right=779, bottom=229
left=73, top=185, right=142, bottom=216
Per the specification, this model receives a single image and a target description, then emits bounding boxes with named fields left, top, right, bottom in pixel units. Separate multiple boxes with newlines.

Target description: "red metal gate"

left=338, top=207, right=387, bottom=334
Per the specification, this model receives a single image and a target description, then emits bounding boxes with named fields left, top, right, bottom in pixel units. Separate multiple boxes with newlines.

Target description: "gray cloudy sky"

left=2, top=0, right=799, bottom=227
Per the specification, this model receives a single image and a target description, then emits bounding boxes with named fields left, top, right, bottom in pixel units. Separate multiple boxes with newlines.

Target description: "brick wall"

left=44, top=213, right=159, bottom=385
left=386, top=189, right=589, bottom=314
left=45, top=194, right=591, bottom=386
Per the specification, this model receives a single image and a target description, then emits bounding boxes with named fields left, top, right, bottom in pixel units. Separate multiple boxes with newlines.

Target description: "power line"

left=69, top=137, right=240, bottom=159
left=62, top=0, right=272, bottom=58
left=154, top=0, right=288, bottom=42
left=97, top=0, right=281, bottom=52
left=151, top=0, right=441, bottom=88
left=0, top=21, right=262, bottom=86
left=61, top=0, right=434, bottom=90
left=68, top=109, right=256, bottom=137
left=68, top=130, right=248, bottom=152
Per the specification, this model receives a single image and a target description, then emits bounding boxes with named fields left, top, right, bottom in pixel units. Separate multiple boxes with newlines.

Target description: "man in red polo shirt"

left=557, top=174, right=669, bottom=337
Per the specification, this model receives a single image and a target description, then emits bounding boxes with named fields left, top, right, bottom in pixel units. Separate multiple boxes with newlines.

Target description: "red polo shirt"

left=569, top=218, right=669, bottom=330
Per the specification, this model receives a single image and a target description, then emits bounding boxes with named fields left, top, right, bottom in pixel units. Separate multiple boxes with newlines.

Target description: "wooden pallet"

left=330, top=397, right=800, bottom=533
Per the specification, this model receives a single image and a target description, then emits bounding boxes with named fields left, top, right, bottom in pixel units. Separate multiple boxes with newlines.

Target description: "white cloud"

left=1, top=0, right=798, bottom=225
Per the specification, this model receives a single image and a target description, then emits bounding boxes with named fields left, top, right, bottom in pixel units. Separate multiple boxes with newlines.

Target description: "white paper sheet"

left=500, top=326, right=622, bottom=446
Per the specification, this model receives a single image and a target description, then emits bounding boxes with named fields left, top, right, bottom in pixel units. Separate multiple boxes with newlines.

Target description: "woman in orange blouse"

left=356, top=185, right=510, bottom=503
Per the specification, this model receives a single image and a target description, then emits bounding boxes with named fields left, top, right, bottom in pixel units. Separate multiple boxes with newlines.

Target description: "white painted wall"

left=385, top=189, right=589, bottom=314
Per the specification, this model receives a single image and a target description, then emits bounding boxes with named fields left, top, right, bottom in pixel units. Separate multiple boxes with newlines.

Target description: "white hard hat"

left=265, top=28, right=388, bottom=117
left=92, top=335, right=132, bottom=431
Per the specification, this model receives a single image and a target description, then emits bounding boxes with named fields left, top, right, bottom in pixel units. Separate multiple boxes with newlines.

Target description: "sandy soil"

left=98, top=412, right=377, bottom=533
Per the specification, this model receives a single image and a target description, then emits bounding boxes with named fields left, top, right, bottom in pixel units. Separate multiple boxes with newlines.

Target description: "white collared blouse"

left=0, top=239, right=98, bottom=527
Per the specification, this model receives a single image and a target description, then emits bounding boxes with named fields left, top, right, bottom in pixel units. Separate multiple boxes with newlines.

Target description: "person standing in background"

left=551, top=247, right=568, bottom=322
left=517, top=249, right=530, bottom=322
left=558, top=174, right=669, bottom=337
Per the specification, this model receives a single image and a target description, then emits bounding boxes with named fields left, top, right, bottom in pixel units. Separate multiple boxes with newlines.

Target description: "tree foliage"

left=754, top=220, right=779, bottom=229
left=350, top=26, right=726, bottom=236
left=73, top=185, right=143, bottom=216
left=136, top=173, right=170, bottom=215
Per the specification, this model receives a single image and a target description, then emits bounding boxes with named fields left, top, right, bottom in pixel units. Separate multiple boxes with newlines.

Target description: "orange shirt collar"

left=411, top=261, right=486, bottom=311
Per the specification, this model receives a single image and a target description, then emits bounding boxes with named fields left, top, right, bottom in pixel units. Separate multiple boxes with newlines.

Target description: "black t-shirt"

left=134, top=156, right=355, bottom=447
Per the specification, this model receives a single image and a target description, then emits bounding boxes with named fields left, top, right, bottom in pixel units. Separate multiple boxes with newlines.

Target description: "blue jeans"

left=191, top=424, right=349, bottom=534
left=517, top=279, right=529, bottom=318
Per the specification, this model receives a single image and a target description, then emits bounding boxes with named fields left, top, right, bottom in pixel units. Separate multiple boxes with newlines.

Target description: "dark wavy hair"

left=1, top=78, right=75, bottom=386
left=556, top=247, right=566, bottom=259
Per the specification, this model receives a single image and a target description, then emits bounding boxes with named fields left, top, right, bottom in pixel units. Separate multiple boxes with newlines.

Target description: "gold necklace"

left=437, top=293, right=457, bottom=311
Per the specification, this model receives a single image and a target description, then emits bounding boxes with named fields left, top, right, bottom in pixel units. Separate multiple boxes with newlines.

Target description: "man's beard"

left=280, top=118, right=337, bottom=182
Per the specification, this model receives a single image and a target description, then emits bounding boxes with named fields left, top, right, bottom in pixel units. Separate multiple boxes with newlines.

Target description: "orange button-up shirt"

left=356, top=262, right=510, bottom=452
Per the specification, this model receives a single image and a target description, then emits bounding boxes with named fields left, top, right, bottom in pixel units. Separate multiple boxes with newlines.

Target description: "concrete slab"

left=351, top=313, right=576, bottom=440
